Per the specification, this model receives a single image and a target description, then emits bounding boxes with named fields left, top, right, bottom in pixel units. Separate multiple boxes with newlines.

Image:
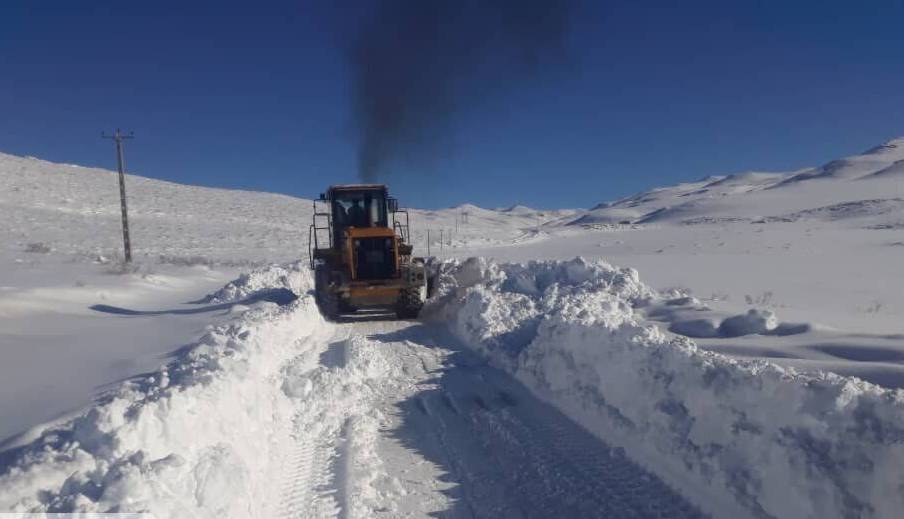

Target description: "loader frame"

left=307, top=185, right=426, bottom=319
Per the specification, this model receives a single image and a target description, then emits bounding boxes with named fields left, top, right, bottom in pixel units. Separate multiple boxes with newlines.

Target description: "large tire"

left=314, top=266, right=340, bottom=321
left=426, top=274, right=437, bottom=299
left=396, top=286, right=425, bottom=319
left=338, top=299, right=357, bottom=314
left=317, top=290, right=341, bottom=321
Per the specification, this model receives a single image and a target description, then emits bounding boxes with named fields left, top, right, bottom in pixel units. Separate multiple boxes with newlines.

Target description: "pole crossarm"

left=102, top=129, right=134, bottom=141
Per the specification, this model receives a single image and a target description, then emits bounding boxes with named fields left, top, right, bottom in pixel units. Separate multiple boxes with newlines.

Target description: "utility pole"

left=102, top=129, right=134, bottom=263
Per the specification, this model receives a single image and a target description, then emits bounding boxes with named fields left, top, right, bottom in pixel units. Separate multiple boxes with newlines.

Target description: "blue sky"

left=1, top=1, right=904, bottom=209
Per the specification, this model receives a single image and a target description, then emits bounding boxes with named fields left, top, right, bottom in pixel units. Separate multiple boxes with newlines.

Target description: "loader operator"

left=347, top=199, right=367, bottom=227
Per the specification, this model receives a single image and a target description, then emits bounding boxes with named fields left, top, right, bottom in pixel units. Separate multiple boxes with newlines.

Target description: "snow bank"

left=197, top=262, right=311, bottom=304
left=0, top=262, right=320, bottom=517
left=427, top=257, right=904, bottom=519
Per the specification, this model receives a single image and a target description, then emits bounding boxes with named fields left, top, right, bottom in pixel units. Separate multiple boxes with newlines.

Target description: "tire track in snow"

left=277, top=331, right=395, bottom=519
left=278, top=433, right=341, bottom=519
left=356, top=322, right=710, bottom=518
left=276, top=318, right=707, bottom=518
left=277, top=439, right=315, bottom=517
left=277, top=338, right=346, bottom=519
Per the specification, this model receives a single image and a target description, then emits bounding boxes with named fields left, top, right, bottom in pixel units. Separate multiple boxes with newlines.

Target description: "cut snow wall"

left=426, top=257, right=904, bottom=519
left=0, top=262, right=320, bottom=517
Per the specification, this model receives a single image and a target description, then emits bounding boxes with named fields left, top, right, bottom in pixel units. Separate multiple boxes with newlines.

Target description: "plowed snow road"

left=272, top=315, right=707, bottom=519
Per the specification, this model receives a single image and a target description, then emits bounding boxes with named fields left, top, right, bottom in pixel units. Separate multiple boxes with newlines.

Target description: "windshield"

left=332, top=190, right=387, bottom=229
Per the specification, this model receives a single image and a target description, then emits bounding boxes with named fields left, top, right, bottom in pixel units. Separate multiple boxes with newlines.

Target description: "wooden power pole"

left=102, top=129, right=134, bottom=263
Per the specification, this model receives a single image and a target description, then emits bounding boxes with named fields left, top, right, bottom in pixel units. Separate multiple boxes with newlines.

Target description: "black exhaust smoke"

left=349, top=0, right=574, bottom=181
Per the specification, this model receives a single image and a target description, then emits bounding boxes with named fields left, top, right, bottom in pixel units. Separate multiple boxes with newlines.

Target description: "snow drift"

left=0, top=262, right=319, bottom=517
left=427, top=257, right=904, bottom=519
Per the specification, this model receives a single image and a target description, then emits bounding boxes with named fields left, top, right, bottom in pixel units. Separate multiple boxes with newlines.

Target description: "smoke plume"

left=349, top=0, right=574, bottom=181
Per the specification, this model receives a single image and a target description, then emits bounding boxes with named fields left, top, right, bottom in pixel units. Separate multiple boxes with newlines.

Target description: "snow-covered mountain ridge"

left=576, top=136, right=904, bottom=227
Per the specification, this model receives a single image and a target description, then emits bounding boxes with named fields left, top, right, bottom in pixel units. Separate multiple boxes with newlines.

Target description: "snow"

left=427, top=257, right=904, bottom=519
left=0, top=152, right=311, bottom=266
left=0, top=149, right=552, bottom=448
left=2, top=134, right=904, bottom=517
left=450, top=137, right=904, bottom=391
left=568, top=137, right=904, bottom=227
left=0, top=264, right=707, bottom=518
left=0, top=263, right=320, bottom=516
left=0, top=261, right=237, bottom=444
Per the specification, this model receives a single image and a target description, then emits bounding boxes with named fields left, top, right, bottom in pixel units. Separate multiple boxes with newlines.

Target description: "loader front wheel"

left=314, top=266, right=340, bottom=321
left=338, top=299, right=357, bottom=314
left=316, top=290, right=340, bottom=321
left=396, top=286, right=424, bottom=319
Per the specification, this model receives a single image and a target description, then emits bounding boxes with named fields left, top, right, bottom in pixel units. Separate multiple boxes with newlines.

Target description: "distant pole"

left=102, top=129, right=134, bottom=263
left=427, top=229, right=431, bottom=256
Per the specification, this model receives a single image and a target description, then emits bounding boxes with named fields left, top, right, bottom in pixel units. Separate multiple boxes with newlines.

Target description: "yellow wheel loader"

left=308, top=184, right=429, bottom=320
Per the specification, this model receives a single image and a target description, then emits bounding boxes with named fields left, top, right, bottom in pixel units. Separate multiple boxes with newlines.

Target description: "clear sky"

left=2, top=1, right=904, bottom=209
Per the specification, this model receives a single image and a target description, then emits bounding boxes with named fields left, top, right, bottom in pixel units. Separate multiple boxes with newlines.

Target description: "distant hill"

left=569, top=137, right=904, bottom=228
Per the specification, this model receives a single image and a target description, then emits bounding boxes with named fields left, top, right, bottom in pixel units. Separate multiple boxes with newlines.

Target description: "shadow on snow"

left=89, top=287, right=298, bottom=316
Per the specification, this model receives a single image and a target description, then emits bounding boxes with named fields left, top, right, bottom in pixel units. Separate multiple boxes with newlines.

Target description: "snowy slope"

left=0, top=152, right=563, bottom=265
left=781, top=137, right=904, bottom=182
left=0, top=152, right=314, bottom=265
left=572, top=137, right=904, bottom=227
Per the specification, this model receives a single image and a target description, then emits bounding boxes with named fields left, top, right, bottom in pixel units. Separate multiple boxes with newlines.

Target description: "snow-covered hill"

left=0, top=152, right=314, bottom=265
left=0, top=151, right=564, bottom=266
left=573, top=137, right=904, bottom=227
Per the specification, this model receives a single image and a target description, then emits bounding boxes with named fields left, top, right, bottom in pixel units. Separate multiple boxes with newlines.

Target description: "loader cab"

left=309, top=184, right=410, bottom=278
left=327, top=185, right=389, bottom=245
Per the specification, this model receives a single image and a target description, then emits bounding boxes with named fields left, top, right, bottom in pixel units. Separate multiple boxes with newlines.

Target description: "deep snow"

left=0, top=260, right=238, bottom=444
left=427, top=257, right=904, bottom=519
left=3, top=259, right=902, bottom=518
left=2, top=136, right=904, bottom=518
left=451, top=138, right=904, bottom=391
left=0, top=263, right=326, bottom=516
left=0, top=264, right=708, bottom=518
